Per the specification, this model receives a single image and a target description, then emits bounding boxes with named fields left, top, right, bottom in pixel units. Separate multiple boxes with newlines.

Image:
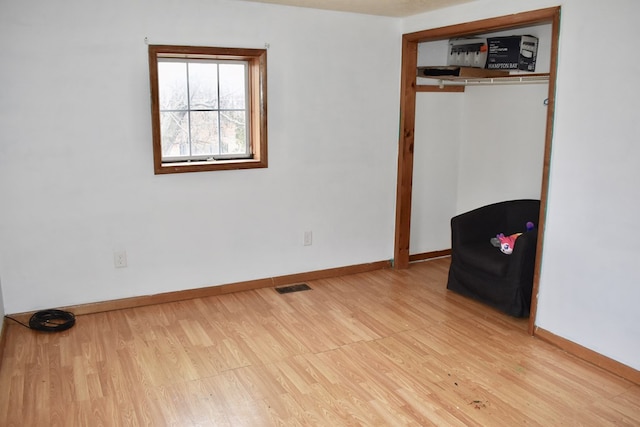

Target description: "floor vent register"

left=275, top=284, right=312, bottom=294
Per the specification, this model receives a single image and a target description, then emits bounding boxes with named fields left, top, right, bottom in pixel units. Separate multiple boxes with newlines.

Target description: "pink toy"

left=496, top=232, right=522, bottom=255
left=491, top=222, right=536, bottom=254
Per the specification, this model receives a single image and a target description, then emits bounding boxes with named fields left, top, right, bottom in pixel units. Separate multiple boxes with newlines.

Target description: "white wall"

left=456, top=83, right=548, bottom=213
left=0, top=0, right=401, bottom=313
left=535, top=0, right=640, bottom=371
left=411, top=92, right=462, bottom=253
left=406, top=0, right=640, bottom=371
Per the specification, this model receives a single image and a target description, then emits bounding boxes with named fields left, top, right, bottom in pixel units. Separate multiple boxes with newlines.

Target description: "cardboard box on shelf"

left=486, top=35, right=538, bottom=71
left=447, top=38, right=488, bottom=68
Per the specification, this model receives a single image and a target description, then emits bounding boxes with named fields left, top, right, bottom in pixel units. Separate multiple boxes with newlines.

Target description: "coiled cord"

left=6, top=309, right=76, bottom=332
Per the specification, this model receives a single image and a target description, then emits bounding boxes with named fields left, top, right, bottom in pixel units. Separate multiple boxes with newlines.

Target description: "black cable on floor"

left=5, top=315, right=30, bottom=329
left=5, top=309, right=75, bottom=332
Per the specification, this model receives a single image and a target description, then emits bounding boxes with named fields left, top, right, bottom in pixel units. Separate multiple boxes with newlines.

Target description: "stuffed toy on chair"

left=491, top=221, right=535, bottom=254
left=496, top=233, right=520, bottom=254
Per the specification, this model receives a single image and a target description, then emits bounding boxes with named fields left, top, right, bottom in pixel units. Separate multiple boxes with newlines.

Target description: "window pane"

left=220, top=110, right=247, bottom=154
left=190, top=111, right=219, bottom=155
left=188, top=62, right=218, bottom=110
left=219, top=63, right=246, bottom=109
left=158, top=62, right=187, bottom=110
left=160, top=111, right=190, bottom=157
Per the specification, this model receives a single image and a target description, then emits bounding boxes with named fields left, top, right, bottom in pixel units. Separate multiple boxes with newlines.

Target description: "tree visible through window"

left=149, top=45, right=267, bottom=174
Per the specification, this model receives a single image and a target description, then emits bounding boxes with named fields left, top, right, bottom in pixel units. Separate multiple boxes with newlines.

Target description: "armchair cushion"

left=456, top=242, right=510, bottom=277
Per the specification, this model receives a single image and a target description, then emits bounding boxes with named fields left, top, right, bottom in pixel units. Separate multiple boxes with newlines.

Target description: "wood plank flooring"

left=0, top=257, right=638, bottom=426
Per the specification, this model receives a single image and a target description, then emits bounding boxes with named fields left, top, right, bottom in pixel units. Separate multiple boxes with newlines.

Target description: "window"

left=148, top=45, right=267, bottom=174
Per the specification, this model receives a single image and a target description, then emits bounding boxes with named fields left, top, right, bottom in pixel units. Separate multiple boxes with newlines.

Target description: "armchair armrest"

left=506, top=228, right=538, bottom=279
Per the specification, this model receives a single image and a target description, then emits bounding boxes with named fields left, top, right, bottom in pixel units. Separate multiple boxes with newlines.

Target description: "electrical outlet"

left=303, top=231, right=313, bottom=246
left=114, top=250, right=128, bottom=268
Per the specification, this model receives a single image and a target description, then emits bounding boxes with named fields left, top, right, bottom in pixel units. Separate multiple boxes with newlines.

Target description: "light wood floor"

left=0, top=257, right=638, bottom=426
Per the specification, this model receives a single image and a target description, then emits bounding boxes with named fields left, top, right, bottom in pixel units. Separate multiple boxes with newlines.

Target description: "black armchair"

left=446, top=199, right=540, bottom=317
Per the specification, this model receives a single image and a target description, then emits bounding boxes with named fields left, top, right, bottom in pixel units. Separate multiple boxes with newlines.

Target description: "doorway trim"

left=393, top=6, right=561, bottom=335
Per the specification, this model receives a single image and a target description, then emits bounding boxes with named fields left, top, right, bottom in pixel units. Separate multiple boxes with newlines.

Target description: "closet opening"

left=393, top=6, right=561, bottom=334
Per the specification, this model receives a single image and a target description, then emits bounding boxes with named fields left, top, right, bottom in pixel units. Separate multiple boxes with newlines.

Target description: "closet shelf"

left=417, top=66, right=549, bottom=86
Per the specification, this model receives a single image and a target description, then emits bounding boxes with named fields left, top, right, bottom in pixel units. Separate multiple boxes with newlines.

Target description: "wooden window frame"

left=148, top=45, right=268, bottom=174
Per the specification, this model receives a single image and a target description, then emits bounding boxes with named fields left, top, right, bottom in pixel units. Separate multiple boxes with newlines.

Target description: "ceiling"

left=232, top=0, right=477, bottom=18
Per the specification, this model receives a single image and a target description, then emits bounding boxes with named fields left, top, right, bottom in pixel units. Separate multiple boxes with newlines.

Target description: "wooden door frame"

left=393, top=6, right=561, bottom=335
